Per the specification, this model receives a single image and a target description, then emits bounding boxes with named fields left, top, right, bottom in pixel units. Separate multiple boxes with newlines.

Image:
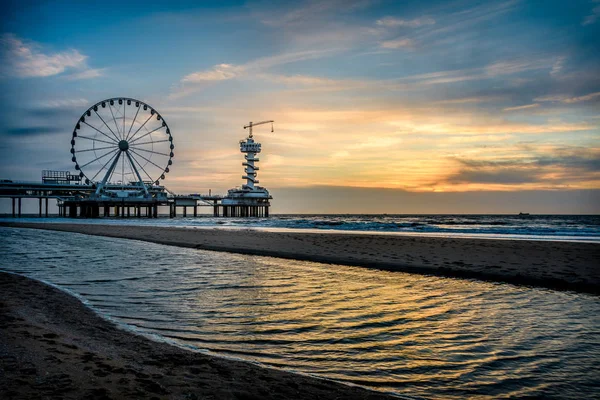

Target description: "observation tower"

left=240, top=121, right=269, bottom=190
left=220, top=120, right=273, bottom=217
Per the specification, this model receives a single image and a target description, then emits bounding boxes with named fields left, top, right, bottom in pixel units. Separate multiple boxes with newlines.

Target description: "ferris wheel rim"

left=70, top=97, right=174, bottom=188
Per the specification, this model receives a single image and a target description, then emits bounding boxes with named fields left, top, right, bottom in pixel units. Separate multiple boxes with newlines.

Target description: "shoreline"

left=0, top=271, right=396, bottom=399
left=2, top=216, right=598, bottom=244
left=1, top=221, right=599, bottom=294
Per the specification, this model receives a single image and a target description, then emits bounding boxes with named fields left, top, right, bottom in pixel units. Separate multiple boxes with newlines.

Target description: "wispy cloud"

left=64, top=68, right=105, bottom=81
left=582, top=0, right=600, bottom=25
left=433, top=96, right=505, bottom=105
left=181, top=64, right=242, bottom=83
left=376, top=16, right=435, bottom=27
left=380, top=38, right=413, bottom=49
left=535, top=91, right=600, bottom=104
left=258, top=0, right=374, bottom=27
left=0, top=33, right=102, bottom=79
left=503, top=103, right=540, bottom=112
left=550, top=56, right=566, bottom=77
left=38, top=98, right=89, bottom=108
left=485, top=57, right=553, bottom=77
left=564, top=91, right=600, bottom=103
left=170, top=49, right=337, bottom=99
left=379, top=0, right=520, bottom=51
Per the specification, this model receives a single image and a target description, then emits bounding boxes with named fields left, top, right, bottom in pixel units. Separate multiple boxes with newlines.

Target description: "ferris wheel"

left=70, top=98, right=174, bottom=194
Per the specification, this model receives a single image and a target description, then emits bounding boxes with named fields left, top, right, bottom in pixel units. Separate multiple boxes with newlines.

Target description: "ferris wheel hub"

left=118, top=140, right=129, bottom=151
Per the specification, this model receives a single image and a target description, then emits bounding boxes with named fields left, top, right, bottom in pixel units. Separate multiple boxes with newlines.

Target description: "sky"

left=0, top=0, right=599, bottom=213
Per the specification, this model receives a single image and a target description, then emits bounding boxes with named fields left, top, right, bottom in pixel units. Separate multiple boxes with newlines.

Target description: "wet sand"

left=0, top=272, right=395, bottom=400
left=1, top=221, right=599, bottom=294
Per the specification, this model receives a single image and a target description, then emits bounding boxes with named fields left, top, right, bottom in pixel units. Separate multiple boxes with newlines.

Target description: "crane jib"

left=243, top=120, right=274, bottom=138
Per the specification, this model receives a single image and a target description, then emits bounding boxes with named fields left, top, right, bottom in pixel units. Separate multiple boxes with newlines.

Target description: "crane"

left=244, top=120, right=274, bottom=138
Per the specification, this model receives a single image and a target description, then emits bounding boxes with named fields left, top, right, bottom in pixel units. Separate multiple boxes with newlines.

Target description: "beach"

left=1, top=221, right=599, bottom=294
left=2, top=223, right=600, bottom=399
left=0, top=271, right=396, bottom=399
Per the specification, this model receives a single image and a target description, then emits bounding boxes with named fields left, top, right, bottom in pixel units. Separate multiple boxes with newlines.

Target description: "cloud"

left=28, top=98, right=90, bottom=118
left=448, top=169, right=541, bottom=184
left=376, top=16, right=435, bottom=28
left=64, top=68, right=105, bottom=80
left=485, top=58, right=553, bottom=77
left=582, top=1, right=600, bottom=26
left=434, top=96, right=505, bottom=105
left=259, top=0, right=374, bottom=27
left=563, top=91, right=600, bottom=104
left=330, top=150, right=350, bottom=158
left=456, top=148, right=600, bottom=171
left=381, top=0, right=519, bottom=51
left=447, top=147, right=600, bottom=186
left=181, top=63, right=242, bottom=83
left=503, top=103, right=539, bottom=112
left=389, top=56, right=555, bottom=86
left=35, top=98, right=89, bottom=109
left=2, top=126, right=64, bottom=136
left=0, top=33, right=101, bottom=79
left=534, top=94, right=568, bottom=102
left=550, top=56, right=565, bottom=77
left=170, top=49, right=336, bottom=98
left=380, top=38, right=413, bottom=49
left=266, top=74, right=338, bottom=86
left=535, top=91, right=600, bottom=104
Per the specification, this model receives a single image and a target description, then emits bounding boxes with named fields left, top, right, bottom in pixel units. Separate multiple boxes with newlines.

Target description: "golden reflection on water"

left=187, top=254, right=576, bottom=394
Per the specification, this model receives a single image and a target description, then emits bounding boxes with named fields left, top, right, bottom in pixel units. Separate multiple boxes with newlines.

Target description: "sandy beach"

left=0, top=271, right=396, bottom=399
left=1, top=221, right=599, bottom=294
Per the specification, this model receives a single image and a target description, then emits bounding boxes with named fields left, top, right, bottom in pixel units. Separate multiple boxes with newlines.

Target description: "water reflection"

left=1, top=227, right=599, bottom=399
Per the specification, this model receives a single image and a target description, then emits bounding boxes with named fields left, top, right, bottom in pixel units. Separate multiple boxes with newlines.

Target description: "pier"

left=0, top=98, right=273, bottom=218
left=0, top=180, right=274, bottom=218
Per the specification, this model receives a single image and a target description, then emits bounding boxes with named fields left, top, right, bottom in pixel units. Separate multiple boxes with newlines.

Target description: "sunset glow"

left=1, top=0, right=598, bottom=213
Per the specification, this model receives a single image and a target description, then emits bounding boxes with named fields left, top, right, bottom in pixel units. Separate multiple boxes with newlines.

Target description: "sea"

left=1, top=213, right=599, bottom=242
left=1, top=217, right=599, bottom=399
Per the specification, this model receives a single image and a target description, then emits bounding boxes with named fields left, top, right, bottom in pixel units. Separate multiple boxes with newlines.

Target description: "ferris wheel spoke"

left=79, top=148, right=118, bottom=169
left=127, top=150, right=156, bottom=183
left=77, top=135, right=116, bottom=146
left=128, top=147, right=170, bottom=157
left=94, top=110, right=121, bottom=142
left=125, top=153, right=139, bottom=182
left=126, top=104, right=141, bottom=141
left=127, top=114, right=153, bottom=143
left=82, top=121, right=119, bottom=143
left=75, top=145, right=117, bottom=153
left=130, top=139, right=170, bottom=146
left=121, top=153, right=125, bottom=189
left=90, top=150, right=120, bottom=181
left=106, top=152, right=122, bottom=184
left=108, top=103, right=122, bottom=140
left=125, top=151, right=149, bottom=191
left=129, top=148, right=165, bottom=172
left=122, top=102, right=126, bottom=141
left=129, top=125, right=166, bottom=145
